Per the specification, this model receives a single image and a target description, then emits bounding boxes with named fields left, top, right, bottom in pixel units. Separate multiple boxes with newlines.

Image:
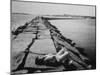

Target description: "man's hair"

left=35, top=56, right=45, bottom=65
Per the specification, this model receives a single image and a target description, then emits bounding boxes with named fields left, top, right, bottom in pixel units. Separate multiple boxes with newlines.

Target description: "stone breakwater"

left=11, top=16, right=92, bottom=74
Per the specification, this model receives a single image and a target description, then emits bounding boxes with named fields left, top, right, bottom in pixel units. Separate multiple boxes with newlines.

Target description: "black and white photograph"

left=11, top=0, right=96, bottom=74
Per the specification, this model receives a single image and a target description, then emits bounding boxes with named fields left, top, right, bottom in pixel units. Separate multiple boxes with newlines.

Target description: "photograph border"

left=10, top=0, right=96, bottom=74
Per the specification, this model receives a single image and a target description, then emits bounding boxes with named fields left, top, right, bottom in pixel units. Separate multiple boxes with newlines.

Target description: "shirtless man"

left=35, top=46, right=91, bottom=70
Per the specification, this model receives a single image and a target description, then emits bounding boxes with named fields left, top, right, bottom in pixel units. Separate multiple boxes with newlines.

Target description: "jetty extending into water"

left=11, top=16, right=92, bottom=74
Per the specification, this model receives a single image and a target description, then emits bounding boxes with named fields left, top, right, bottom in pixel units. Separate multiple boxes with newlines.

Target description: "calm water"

left=50, top=19, right=96, bottom=62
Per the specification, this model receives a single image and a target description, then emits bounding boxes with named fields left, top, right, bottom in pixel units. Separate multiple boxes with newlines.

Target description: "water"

left=49, top=19, right=96, bottom=66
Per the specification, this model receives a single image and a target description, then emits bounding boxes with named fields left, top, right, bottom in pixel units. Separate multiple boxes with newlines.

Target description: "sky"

left=12, top=1, right=95, bottom=16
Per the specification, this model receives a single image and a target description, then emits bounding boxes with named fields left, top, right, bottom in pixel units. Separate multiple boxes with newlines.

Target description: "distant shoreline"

left=12, top=13, right=96, bottom=19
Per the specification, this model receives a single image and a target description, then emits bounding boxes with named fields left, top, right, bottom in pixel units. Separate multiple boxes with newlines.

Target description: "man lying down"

left=35, top=46, right=92, bottom=70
